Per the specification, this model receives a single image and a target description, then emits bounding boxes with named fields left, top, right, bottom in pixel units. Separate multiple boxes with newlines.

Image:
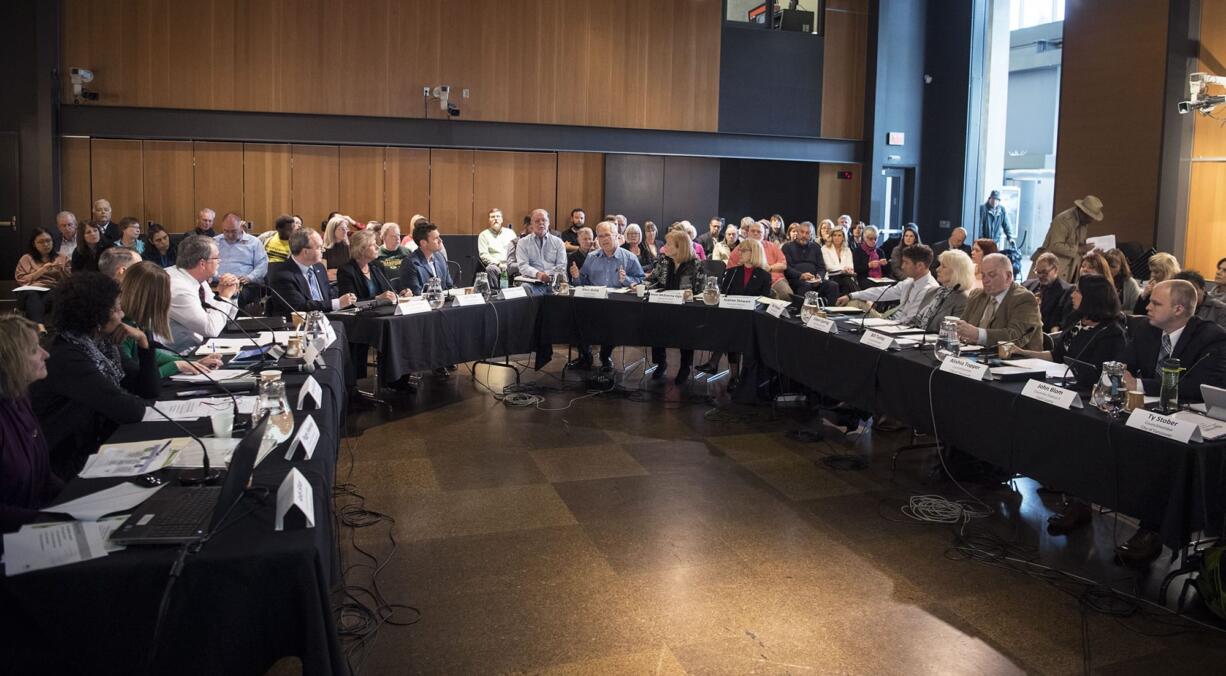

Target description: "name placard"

left=285, top=415, right=320, bottom=460
left=574, top=286, right=609, bottom=299
left=395, top=299, right=432, bottom=315
left=860, top=330, right=896, bottom=351
left=1126, top=409, right=1202, bottom=443
left=939, top=356, right=990, bottom=381
left=275, top=468, right=316, bottom=531
left=1020, top=379, right=1084, bottom=409
left=766, top=303, right=787, bottom=318
left=296, top=375, right=323, bottom=410
left=454, top=293, right=485, bottom=307
left=500, top=286, right=527, bottom=300
left=649, top=293, right=683, bottom=305
left=806, top=316, right=837, bottom=334
left=718, top=296, right=756, bottom=311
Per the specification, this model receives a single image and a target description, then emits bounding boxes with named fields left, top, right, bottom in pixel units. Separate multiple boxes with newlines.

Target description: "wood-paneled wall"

left=60, top=139, right=605, bottom=238
left=817, top=162, right=862, bottom=223
left=822, top=0, right=870, bottom=139
left=1183, top=0, right=1226, bottom=275
left=61, top=0, right=723, bottom=133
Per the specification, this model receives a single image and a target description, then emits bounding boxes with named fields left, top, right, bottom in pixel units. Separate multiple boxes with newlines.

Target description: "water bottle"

left=702, top=276, right=720, bottom=306
left=1102, top=361, right=1127, bottom=413
left=500, top=267, right=508, bottom=289
left=936, top=316, right=961, bottom=362
left=1159, top=358, right=1181, bottom=413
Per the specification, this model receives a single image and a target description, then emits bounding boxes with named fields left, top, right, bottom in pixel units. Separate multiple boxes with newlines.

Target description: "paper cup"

left=211, top=411, right=235, bottom=438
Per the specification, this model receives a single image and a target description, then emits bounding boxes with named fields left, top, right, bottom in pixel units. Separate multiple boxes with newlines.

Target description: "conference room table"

left=1, top=326, right=350, bottom=676
left=336, top=290, right=1225, bottom=550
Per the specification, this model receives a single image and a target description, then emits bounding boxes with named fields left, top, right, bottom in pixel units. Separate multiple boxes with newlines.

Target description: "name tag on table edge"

left=500, top=287, right=528, bottom=299
left=1020, top=379, right=1084, bottom=409
left=275, top=468, right=316, bottom=531
left=453, top=293, right=486, bottom=306
left=718, top=295, right=757, bottom=311
left=573, top=286, right=609, bottom=299
left=939, top=356, right=990, bottom=381
left=860, top=330, right=896, bottom=351
left=285, top=414, right=320, bottom=460
left=765, top=303, right=787, bottom=318
left=395, top=299, right=432, bottom=315
left=1126, top=408, right=1203, bottom=443
left=806, top=316, right=837, bottom=334
left=297, top=375, right=323, bottom=410
left=648, top=293, right=684, bottom=305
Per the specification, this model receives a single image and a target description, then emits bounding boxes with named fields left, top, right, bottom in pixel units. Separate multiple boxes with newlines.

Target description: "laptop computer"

left=110, top=412, right=270, bottom=546
left=1202, top=384, right=1226, bottom=421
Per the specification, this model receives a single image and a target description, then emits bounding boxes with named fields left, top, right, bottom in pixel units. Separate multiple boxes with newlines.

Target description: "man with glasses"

left=1022, top=252, right=1073, bottom=332
left=166, top=235, right=240, bottom=354
left=215, top=211, right=269, bottom=307
left=267, top=229, right=356, bottom=315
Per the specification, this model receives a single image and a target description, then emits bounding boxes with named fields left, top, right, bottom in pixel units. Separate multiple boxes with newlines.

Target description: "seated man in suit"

left=929, top=227, right=972, bottom=274
left=399, top=221, right=453, bottom=296
left=1022, top=252, right=1074, bottom=332
left=267, top=229, right=356, bottom=316
left=955, top=253, right=1043, bottom=350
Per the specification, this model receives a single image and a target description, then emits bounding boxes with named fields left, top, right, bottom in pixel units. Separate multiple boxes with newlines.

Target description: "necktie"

left=1156, top=333, right=1172, bottom=373
left=978, top=296, right=997, bottom=329
left=306, top=268, right=323, bottom=301
left=198, top=284, right=207, bottom=307
left=882, top=282, right=912, bottom=320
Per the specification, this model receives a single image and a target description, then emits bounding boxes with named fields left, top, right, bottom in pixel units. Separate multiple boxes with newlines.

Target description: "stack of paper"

left=79, top=440, right=175, bottom=478
left=42, top=482, right=165, bottom=521
left=169, top=369, right=252, bottom=384
left=3, top=522, right=109, bottom=576
left=1004, top=357, right=1074, bottom=379
left=142, top=396, right=257, bottom=421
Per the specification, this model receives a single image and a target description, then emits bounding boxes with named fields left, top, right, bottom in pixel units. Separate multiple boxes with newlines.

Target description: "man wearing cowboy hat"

left=1033, top=194, right=1103, bottom=281
left=976, top=190, right=1015, bottom=249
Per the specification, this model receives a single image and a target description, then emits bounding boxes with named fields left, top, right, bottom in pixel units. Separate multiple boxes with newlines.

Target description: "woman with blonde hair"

left=322, top=214, right=352, bottom=270
left=910, top=248, right=973, bottom=333
left=120, top=262, right=222, bottom=378
left=696, top=239, right=773, bottom=381
left=646, top=230, right=703, bottom=384
left=822, top=226, right=857, bottom=294
left=1135, top=252, right=1181, bottom=313
left=818, top=219, right=834, bottom=246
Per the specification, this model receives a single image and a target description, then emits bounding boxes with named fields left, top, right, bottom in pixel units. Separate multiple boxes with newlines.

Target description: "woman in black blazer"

left=335, top=230, right=399, bottom=301
left=29, top=273, right=159, bottom=479
left=696, top=239, right=773, bottom=383
left=70, top=221, right=112, bottom=272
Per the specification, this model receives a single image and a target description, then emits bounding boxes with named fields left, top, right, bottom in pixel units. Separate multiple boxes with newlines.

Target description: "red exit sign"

left=837, top=171, right=854, bottom=180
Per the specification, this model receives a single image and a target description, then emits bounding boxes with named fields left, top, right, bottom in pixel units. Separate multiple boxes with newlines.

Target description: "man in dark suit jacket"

left=1021, top=252, right=1074, bottom=332
left=267, top=229, right=356, bottom=316
left=399, top=221, right=453, bottom=296
left=929, top=227, right=972, bottom=273
left=1122, top=279, right=1226, bottom=401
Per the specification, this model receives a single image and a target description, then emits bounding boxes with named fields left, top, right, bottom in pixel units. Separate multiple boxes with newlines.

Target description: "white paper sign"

left=766, top=303, right=786, bottom=318
left=806, top=316, right=837, bottom=334
left=500, top=286, right=527, bottom=299
left=395, top=299, right=432, bottom=315
left=718, top=295, right=757, bottom=311
left=322, top=323, right=337, bottom=349
left=1125, top=408, right=1203, bottom=443
left=297, top=375, right=322, bottom=410
left=574, top=286, right=609, bottom=299
left=454, top=292, right=486, bottom=306
left=1171, top=411, right=1226, bottom=440
left=275, top=468, right=316, bottom=531
left=1085, top=234, right=1116, bottom=253
left=1020, top=379, right=1084, bottom=409
left=860, top=330, right=896, bottom=351
left=285, top=415, right=320, bottom=460
left=939, top=356, right=990, bottom=381
left=3, top=521, right=109, bottom=576
left=649, top=293, right=683, bottom=305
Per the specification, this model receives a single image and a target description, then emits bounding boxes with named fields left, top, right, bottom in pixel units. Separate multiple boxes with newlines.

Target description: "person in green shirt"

left=376, top=222, right=415, bottom=274
left=119, top=261, right=222, bottom=377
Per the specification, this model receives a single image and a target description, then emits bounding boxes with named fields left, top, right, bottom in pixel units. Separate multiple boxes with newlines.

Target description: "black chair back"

left=703, top=259, right=726, bottom=279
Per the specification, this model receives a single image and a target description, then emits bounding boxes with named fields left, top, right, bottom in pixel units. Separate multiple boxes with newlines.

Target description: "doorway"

left=881, top=166, right=914, bottom=242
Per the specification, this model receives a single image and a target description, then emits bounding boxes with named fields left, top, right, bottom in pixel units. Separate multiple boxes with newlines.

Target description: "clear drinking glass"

left=800, top=291, right=821, bottom=322
left=425, top=277, right=445, bottom=309
left=473, top=274, right=491, bottom=301
left=702, top=276, right=720, bottom=306
left=936, top=316, right=961, bottom=362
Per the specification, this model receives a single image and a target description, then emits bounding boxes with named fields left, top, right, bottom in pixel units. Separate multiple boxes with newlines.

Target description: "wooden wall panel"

left=821, top=3, right=869, bottom=139
left=193, top=142, right=244, bottom=228
left=429, top=149, right=474, bottom=235
left=243, top=144, right=291, bottom=232
left=385, top=147, right=430, bottom=225
left=817, top=163, right=862, bottom=224
left=338, top=146, right=385, bottom=224
left=290, top=145, right=339, bottom=232
left=141, top=141, right=194, bottom=228
left=60, top=137, right=92, bottom=222
left=89, top=139, right=144, bottom=224
left=1184, top=163, right=1226, bottom=276
left=556, top=153, right=605, bottom=224
left=473, top=151, right=557, bottom=238
left=1191, top=0, right=1226, bottom=159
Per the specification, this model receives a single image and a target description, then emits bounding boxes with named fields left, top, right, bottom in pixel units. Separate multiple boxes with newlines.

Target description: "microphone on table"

left=245, top=279, right=304, bottom=321
left=204, top=296, right=274, bottom=365
left=182, top=364, right=250, bottom=431
left=917, top=284, right=961, bottom=350
left=145, top=402, right=222, bottom=485
left=851, top=278, right=902, bottom=334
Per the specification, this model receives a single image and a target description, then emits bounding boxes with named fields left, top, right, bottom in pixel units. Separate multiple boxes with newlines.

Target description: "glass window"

left=1010, top=0, right=1065, bottom=31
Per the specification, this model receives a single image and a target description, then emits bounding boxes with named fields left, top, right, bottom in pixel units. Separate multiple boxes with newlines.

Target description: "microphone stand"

left=184, top=365, right=250, bottom=432
left=206, top=296, right=275, bottom=367
left=145, top=402, right=222, bottom=485
left=851, top=278, right=901, bottom=333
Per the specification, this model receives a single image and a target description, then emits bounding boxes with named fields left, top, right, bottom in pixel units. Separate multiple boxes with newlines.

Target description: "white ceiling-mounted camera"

left=69, top=67, right=98, bottom=101
left=430, top=85, right=461, bottom=117
left=1178, top=72, right=1225, bottom=116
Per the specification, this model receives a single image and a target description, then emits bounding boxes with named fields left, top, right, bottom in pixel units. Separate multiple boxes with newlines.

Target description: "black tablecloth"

left=1, top=331, right=349, bottom=676
left=537, top=294, right=757, bottom=354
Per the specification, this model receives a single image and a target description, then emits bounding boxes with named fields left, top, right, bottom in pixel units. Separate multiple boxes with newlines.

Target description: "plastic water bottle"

left=936, top=316, right=961, bottom=362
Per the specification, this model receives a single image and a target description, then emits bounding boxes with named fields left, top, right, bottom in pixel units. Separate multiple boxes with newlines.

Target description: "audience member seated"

left=120, top=262, right=223, bottom=378
left=165, top=235, right=240, bottom=355
left=98, top=246, right=141, bottom=282
left=767, top=214, right=787, bottom=244
left=560, top=208, right=586, bottom=253
left=712, top=223, right=738, bottom=263
left=679, top=222, right=708, bottom=261
left=1134, top=252, right=1180, bottom=315
left=1035, top=194, right=1103, bottom=282
left=910, top=249, right=974, bottom=333
left=401, top=222, right=454, bottom=296
left=263, top=214, right=295, bottom=264
left=955, top=253, right=1043, bottom=350
left=478, top=208, right=517, bottom=289
left=268, top=229, right=357, bottom=315
left=1117, top=279, right=1226, bottom=564
left=853, top=225, right=889, bottom=288
left=1174, top=270, right=1226, bottom=331
left=697, top=239, right=773, bottom=383
left=647, top=230, right=703, bottom=385
left=515, top=208, right=568, bottom=291
left=50, top=211, right=78, bottom=259
left=888, top=225, right=922, bottom=279
left=817, top=219, right=833, bottom=246
left=376, top=221, right=414, bottom=275
left=970, top=238, right=997, bottom=288
left=337, top=229, right=401, bottom=302
left=622, top=223, right=657, bottom=274
left=567, top=222, right=646, bottom=372
left=92, top=198, right=118, bottom=242
left=566, top=227, right=595, bottom=282
left=727, top=219, right=791, bottom=300
left=1078, top=251, right=1114, bottom=284
left=14, top=228, right=70, bottom=329
left=838, top=244, right=938, bottom=323
left=322, top=214, right=352, bottom=273
left=114, top=217, right=145, bottom=254
left=695, top=218, right=722, bottom=257
left=30, top=273, right=159, bottom=479
left=70, top=221, right=111, bottom=272
left=822, top=224, right=858, bottom=295
left=1103, top=248, right=1142, bottom=311
left=215, top=212, right=270, bottom=308
left=782, top=221, right=838, bottom=303
left=1022, top=252, right=1074, bottom=332
left=1212, top=257, right=1226, bottom=302
left=190, top=208, right=217, bottom=238
left=142, top=223, right=176, bottom=267
left=930, top=227, right=972, bottom=273
left=0, top=314, right=62, bottom=536
left=644, top=221, right=663, bottom=250
left=850, top=221, right=865, bottom=246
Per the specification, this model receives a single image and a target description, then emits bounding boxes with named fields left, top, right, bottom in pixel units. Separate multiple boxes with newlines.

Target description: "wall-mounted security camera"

left=69, top=67, right=98, bottom=102
left=430, top=85, right=460, bottom=118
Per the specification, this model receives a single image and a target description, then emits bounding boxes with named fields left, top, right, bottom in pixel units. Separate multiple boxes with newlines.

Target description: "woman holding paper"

left=29, top=272, right=160, bottom=479
left=0, top=314, right=63, bottom=535
left=14, top=227, right=70, bottom=330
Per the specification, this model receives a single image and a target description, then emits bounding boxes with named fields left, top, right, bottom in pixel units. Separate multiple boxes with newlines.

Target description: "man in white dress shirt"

left=166, top=235, right=240, bottom=354
left=515, top=208, right=567, bottom=291
left=836, top=245, right=938, bottom=323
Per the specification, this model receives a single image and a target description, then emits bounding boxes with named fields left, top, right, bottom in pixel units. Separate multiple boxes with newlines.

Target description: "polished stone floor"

left=330, top=348, right=1226, bottom=675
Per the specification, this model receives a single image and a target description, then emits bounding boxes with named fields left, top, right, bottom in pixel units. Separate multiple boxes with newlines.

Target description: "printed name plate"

left=1020, top=379, right=1084, bottom=409
left=574, top=286, right=609, bottom=299
left=649, top=293, right=684, bottom=305
left=939, top=356, right=990, bottom=381
left=718, top=296, right=757, bottom=311
left=1125, top=409, right=1202, bottom=443
left=454, top=293, right=485, bottom=306
left=806, top=316, right=837, bottom=334
left=860, top=330, right=896, bottom=351
left=500, top=287, right=527, bottom=300
left=395, top=299, right=432, bottom=315
left=766, top=303, right=786, bottom=318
